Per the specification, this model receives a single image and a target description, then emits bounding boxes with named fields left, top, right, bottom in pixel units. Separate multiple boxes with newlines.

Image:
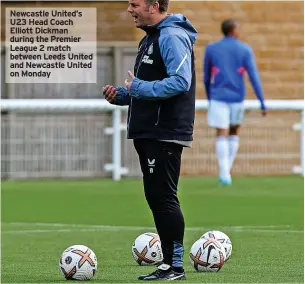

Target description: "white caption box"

left=6, top=8, right=97, bottom=84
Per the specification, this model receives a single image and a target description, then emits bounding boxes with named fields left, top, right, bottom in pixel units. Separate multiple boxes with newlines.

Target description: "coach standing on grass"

left=103, top=0, right=197, bottom=281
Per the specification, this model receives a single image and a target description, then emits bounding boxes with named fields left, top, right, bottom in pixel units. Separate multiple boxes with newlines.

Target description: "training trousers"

left=133, top=139, right=185, bottom=269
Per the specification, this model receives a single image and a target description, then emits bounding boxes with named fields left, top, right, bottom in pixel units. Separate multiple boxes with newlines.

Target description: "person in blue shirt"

left=103, top=0, right=197, bottom=280
left=203, top=19, right=267, bottom=185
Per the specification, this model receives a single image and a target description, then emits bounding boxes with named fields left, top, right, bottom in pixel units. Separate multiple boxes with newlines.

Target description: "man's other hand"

left=124, top=70, right=135, bottom=91
left=103, top=85, right=117, bottom=102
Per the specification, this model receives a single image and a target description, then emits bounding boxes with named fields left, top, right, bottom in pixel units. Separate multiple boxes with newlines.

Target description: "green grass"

left=2, top=177, right=304, bottom=283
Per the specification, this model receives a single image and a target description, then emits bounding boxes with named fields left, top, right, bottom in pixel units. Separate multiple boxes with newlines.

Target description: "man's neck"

left=148, top=13, right=168, bottom=26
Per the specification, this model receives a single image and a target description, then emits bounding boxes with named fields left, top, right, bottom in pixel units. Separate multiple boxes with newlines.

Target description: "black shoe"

left=138, top=264, right=186, bottom=281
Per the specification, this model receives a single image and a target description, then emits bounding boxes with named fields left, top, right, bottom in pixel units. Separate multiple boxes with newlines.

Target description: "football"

left=132, top=232, right=163, bottom=266
left=200, top=230, right=232, bottom=261
left=59, top=245, right=97, bottom=280
left=189, top=237, right=226, bottom=272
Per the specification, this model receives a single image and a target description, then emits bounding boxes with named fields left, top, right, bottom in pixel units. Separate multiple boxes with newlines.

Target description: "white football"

left=189, top=237, right=226, bottom=272
left=200, top=230, right=232, bottom=261
left=132, top=232, right=163, bottom=266
left=59, top=245, right=97, bottom=280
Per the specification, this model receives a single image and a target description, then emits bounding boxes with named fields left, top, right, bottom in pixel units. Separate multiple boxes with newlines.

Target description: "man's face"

left=127, top=0, right=154, bottom=28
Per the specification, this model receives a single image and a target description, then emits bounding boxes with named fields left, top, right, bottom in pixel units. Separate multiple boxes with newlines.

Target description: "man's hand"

left=103, top=85, right=117, bottom=103
left=262, top=109, right=267, bottom=116
left=124, top=70, right=135, bottom=91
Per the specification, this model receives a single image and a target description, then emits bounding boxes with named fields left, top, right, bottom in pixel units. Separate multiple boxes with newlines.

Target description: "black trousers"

left=133, top=139, right=185, bottom=269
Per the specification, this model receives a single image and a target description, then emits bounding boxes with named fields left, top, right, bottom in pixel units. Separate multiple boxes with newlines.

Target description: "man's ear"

left=150, top=1, right=159, bottom=14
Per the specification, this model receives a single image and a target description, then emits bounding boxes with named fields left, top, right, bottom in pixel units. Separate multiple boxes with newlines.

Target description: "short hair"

left=221, top=19, right=237, bottom=36
left=145, top=0, right=169, bottom=13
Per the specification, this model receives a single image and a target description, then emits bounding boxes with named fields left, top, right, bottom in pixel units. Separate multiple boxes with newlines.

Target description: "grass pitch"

left=2, top=176, right=304, bottom=283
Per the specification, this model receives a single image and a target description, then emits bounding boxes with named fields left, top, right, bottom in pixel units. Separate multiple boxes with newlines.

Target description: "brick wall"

left=2, top=1, right=303, bottom=99
left=136, top=1, right=304, bottom=100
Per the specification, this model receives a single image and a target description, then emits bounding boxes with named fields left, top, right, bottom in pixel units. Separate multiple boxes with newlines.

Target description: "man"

left=103, top=0, right=197, bottom=281
left=203, top=19, right=266, bottom=186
